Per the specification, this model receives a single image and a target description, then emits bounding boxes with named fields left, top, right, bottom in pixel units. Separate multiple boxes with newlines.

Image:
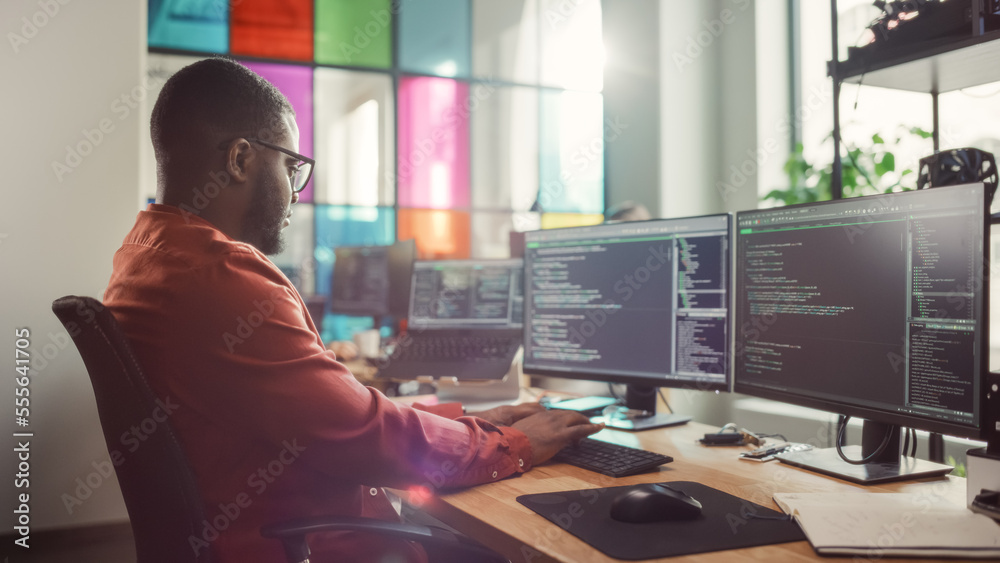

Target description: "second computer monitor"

left=330, top=239, right=415, bottom=318
left=407, top=259, right=524, bottom=329
left=523, top=214, right=731, bottom=428
left=733, top=184, right=988, bottom=483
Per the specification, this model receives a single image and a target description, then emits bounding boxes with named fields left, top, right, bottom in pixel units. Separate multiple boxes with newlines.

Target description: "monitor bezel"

left=732, top=184, right=989, bottom=442
left=521, top=213, right=733, bottom=394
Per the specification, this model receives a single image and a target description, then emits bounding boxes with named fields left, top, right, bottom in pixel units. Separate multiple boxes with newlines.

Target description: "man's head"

left=604, top=201, right=652, bottom=223
left=151, top=57, right=306, bottom=255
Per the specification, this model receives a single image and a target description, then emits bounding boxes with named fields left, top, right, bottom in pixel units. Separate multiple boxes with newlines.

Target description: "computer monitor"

left=407, top=259, right=524, bottom=330
left=522, top=214, right=732, bottom=430
left=734, top=183, right=989, bottom=484
left=330, top=239, right=416, bottom=319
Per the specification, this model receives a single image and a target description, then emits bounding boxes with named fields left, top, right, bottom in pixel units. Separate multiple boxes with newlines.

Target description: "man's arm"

left=178, top=252, right=600, bottom=488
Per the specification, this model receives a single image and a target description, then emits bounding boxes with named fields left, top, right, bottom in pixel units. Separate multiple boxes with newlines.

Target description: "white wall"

left=660, top=0, right=759, bottom=220
left=659, top=0, right=763, bottom=425
left=603, top=0, right=661, bottom=214
left=1, top=0, right=143, bottom=533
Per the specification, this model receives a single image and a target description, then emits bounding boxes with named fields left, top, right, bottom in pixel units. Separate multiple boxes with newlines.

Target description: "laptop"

left=374, top=259, right=524, bottom=381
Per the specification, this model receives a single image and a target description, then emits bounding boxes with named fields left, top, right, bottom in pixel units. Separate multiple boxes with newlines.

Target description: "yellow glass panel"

left=541, top=213, right=604, bottom=229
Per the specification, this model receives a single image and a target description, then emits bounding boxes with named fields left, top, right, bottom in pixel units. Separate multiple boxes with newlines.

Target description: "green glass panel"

left=315, top=0, right=393, bottom=68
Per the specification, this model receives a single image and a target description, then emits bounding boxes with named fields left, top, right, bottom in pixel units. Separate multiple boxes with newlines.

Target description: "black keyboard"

left=553, top=438, right=673, bottom=478
left=391, top=335, right=519, bottom=362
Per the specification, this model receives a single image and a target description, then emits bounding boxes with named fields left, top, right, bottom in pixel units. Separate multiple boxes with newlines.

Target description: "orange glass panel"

left=398, top=209, right=471, bottom=259
left=541, top=213, right=604, bottom=229
left=231, top=0, right=313, bottom=61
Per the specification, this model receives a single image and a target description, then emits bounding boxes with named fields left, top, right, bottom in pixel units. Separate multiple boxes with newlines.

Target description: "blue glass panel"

left=538, top=90, right=604, bottom=214
left=148, top=0, right=228, bottom=53
left=271, top=205, right=315, bottom=295
left=398, top=0, right=471, bottom=77
left=314, top=205, right=396, bottom=342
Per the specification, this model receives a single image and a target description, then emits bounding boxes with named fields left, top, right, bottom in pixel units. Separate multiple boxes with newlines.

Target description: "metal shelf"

left=834, top=30, right=1000, bottom=93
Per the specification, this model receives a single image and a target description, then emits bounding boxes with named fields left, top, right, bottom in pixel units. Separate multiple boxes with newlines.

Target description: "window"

left=145, top=0, right=606, bottom=341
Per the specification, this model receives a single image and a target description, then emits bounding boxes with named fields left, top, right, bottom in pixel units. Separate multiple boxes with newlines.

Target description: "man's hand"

left=512, top=410, right=605, bottom=465
left=465, top=402, right=546, bottom=427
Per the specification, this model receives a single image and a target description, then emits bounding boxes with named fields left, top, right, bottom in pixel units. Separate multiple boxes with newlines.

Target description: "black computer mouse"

left=609, top=483, right=703, bottom=523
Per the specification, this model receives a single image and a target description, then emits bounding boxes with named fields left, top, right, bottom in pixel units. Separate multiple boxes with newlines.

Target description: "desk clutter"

left=516, top=481, right=804, bottom=560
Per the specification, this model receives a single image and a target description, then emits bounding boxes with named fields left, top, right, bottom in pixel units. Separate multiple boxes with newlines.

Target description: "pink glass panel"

left=244, top=61, right=315, bottom=202
left=397, top=76, right=470, bottom=209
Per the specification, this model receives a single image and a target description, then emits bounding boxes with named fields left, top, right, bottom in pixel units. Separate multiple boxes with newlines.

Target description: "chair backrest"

left=52, top=296, right=211, bottom=563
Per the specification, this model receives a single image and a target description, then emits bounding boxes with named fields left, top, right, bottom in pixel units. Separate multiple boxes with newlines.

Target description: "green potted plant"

left=763, top=126, right=933, bottom=206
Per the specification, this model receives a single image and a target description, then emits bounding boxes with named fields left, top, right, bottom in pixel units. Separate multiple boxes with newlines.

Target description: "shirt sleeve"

left=170, top=249, right=533, bottom=489
left=413, top=402, right=463, bottom=419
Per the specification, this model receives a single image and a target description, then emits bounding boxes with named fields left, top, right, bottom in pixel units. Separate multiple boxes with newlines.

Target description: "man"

left=104, top=57, right=602, bottom=562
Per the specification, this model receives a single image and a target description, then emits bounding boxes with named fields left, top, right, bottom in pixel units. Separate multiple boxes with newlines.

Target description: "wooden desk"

left=409, top=421, right=985, bottom=562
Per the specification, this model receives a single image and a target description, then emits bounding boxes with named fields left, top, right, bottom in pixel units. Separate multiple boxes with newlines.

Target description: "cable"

left=747, top=512, right=792, bottom=522
left=852, top=72, right=866, bottom=111
left=657, top=389, right=674, bottom=414
left=835, top=416, right=894, bottom=465
left=717, top=422, right=738, bottom=434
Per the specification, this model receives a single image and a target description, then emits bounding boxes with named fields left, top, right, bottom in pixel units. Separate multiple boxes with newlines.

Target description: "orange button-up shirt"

left=104, top=204, right=532, bottom=562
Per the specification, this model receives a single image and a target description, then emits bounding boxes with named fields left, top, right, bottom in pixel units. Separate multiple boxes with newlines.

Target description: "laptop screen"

left=407, top=259, right=524, bottom=330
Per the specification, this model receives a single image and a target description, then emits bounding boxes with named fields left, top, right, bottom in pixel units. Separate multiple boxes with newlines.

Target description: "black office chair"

left=52, top=296, right=509, bottom=563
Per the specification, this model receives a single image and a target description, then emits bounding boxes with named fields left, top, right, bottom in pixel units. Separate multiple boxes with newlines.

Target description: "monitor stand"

left=776, top=420, right=954, bottom=485
left=598, top=384, right=691, bottom=431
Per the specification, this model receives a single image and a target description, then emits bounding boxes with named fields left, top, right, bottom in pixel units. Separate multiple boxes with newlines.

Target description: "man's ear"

left=224, top=139, right=254, bottom=183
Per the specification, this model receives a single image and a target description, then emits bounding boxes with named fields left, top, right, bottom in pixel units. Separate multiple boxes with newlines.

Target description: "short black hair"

left=150, top=57, right=294, bottom=164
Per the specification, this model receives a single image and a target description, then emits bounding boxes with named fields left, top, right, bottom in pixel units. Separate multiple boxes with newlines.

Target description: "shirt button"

left=492, top=471, right=498, bottom=479
left=518, top=458, right=524, bottom=468
left=369, top=487, right=378, bottom=496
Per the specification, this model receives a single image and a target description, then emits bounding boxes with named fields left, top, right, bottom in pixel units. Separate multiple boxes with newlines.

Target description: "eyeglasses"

left=245, top=137, right=315, bottom=193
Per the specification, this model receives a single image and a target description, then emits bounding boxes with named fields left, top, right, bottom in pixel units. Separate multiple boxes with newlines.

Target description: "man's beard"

left=243, top=175, right=288, bottom=256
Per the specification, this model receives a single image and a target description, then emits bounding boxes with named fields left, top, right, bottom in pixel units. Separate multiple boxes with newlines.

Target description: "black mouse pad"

left=516, top=481, right=805, bottom=560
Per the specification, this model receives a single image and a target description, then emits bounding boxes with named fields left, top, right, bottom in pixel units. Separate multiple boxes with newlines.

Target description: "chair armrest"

left=261, top=516, right=508, bottom=563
